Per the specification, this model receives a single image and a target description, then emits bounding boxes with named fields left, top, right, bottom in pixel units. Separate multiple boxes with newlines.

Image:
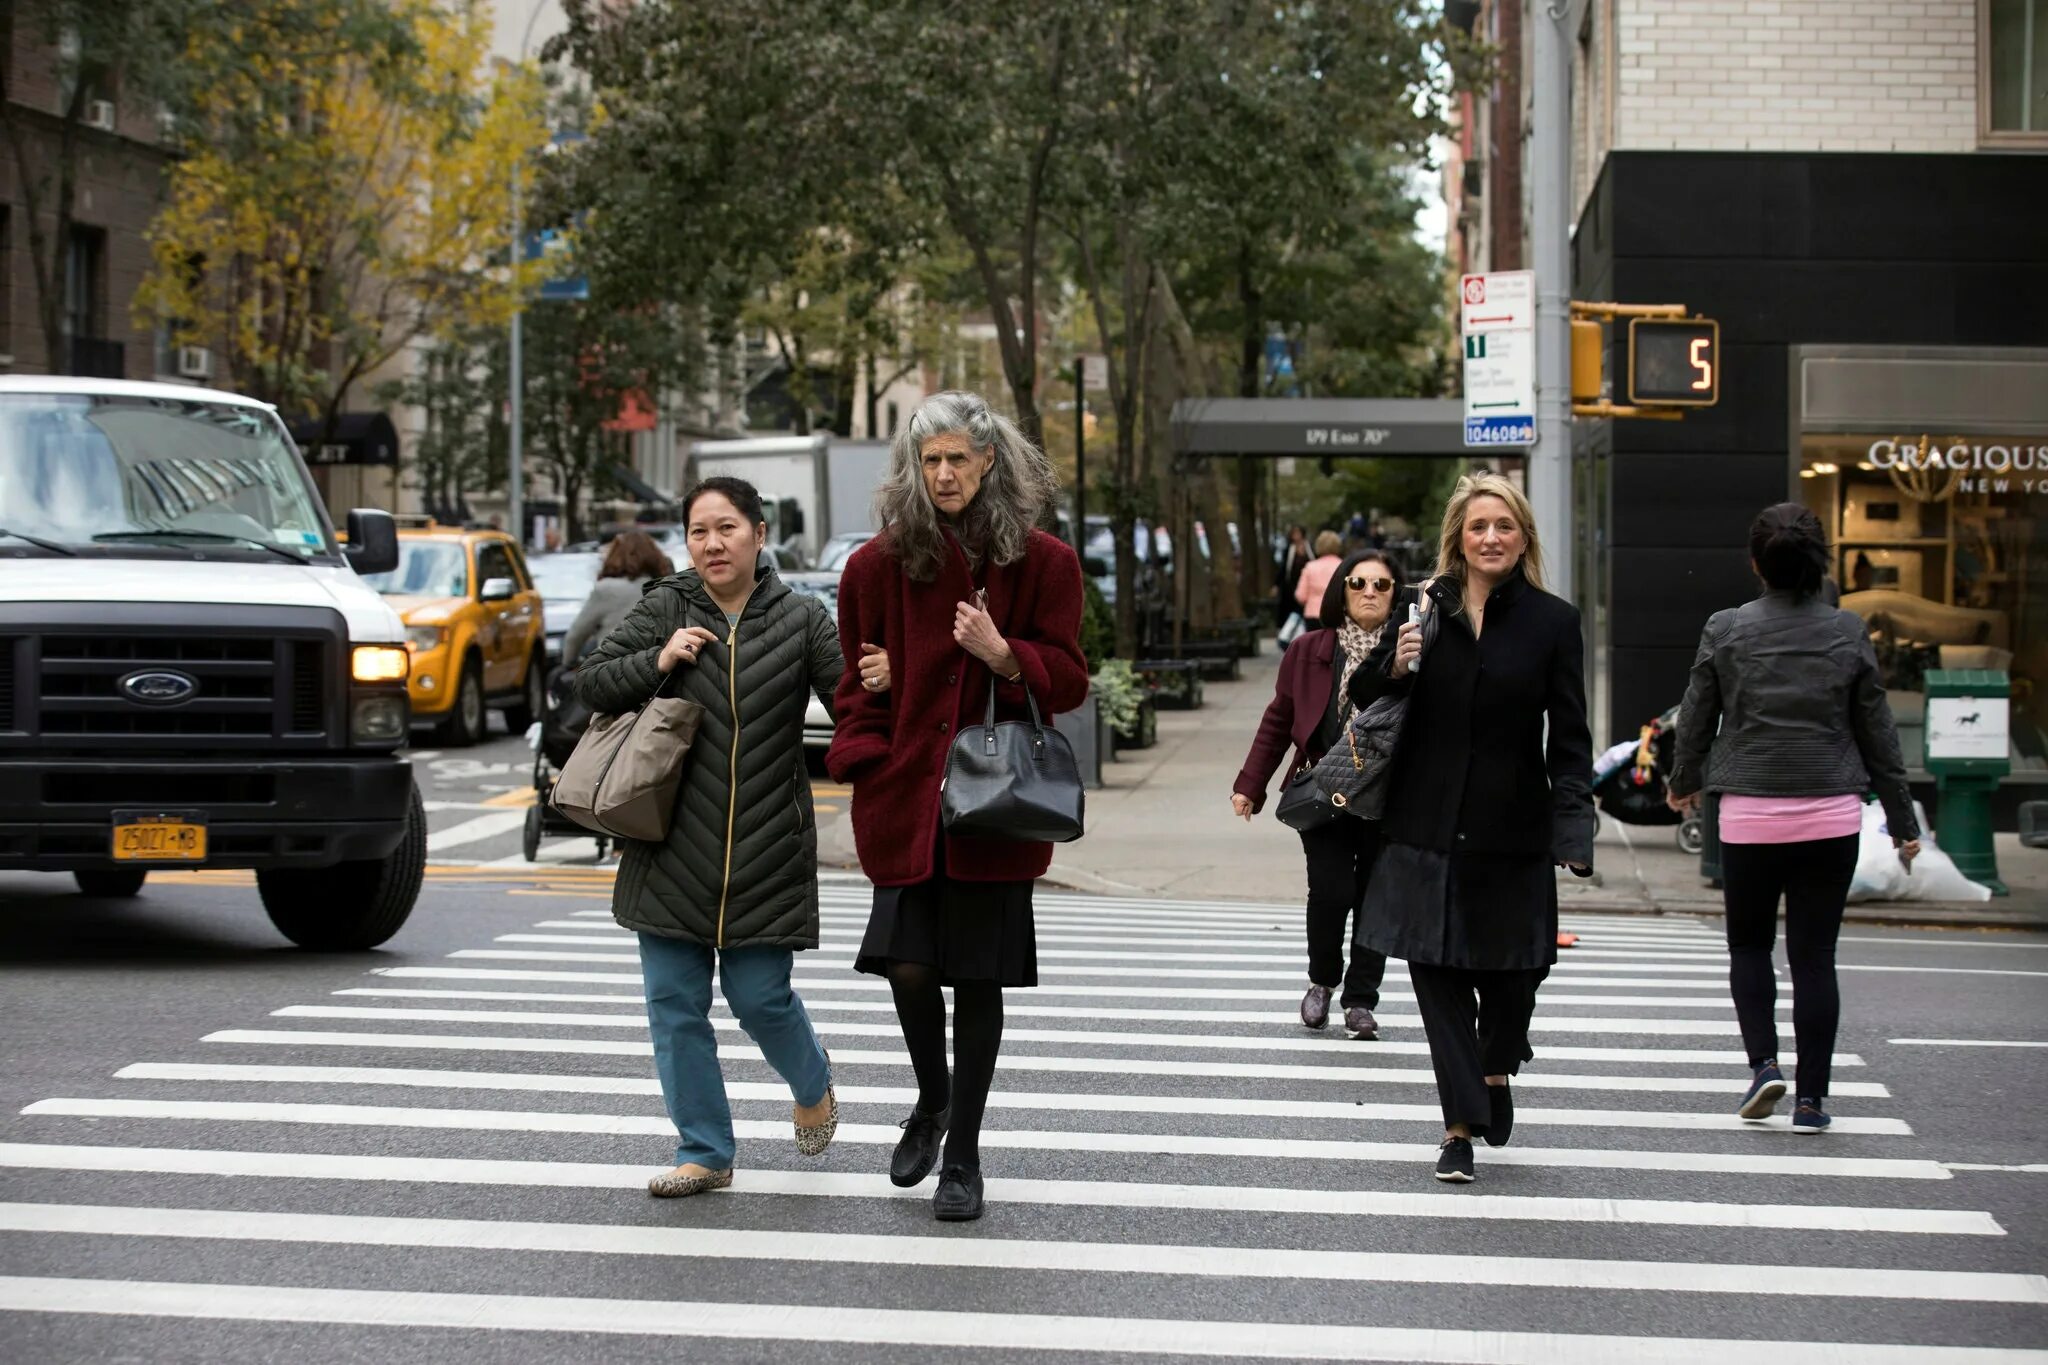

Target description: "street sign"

left=1627, top=318, right=1720, bottom=406
left=1462, top=271, right=1536, bottom=448
left=1460, top=270, right=1535, bottom=334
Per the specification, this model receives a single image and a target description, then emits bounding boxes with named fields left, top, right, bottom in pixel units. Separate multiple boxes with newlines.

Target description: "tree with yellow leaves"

left=137, top=0, right=544, bottom=437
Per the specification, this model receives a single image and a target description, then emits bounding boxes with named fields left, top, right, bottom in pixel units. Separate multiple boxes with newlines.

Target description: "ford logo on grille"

left=119, top=670, right=199, bottom=706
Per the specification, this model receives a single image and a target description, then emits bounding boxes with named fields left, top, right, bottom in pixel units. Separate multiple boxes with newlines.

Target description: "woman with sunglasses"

left=1232, top=551, right=1400, bottom=1038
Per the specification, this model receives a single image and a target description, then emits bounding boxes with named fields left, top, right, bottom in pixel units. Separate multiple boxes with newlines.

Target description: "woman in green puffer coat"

left=578, top=476, right=847, bottom=1198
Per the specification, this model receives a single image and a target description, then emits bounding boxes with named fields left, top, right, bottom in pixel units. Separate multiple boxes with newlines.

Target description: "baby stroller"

left=522, top=662, right=610, bottom=862
left=1591, top=703, right=1705, bottom=854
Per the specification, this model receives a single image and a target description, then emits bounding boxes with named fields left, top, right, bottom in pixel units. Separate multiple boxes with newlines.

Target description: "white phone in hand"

left=1406, top=601, right=1424, bottom=674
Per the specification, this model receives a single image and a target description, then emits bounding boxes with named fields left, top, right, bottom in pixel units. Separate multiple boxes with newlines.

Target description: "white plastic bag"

left=1847, top=798, right=1991, bottom=903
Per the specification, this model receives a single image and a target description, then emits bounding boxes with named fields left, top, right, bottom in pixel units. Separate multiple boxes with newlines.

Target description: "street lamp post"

left=506, top=0, right=556, bottom=548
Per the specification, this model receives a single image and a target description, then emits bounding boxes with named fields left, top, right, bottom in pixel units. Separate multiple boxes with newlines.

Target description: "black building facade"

left=1573, top=151, right=2048, bottom=813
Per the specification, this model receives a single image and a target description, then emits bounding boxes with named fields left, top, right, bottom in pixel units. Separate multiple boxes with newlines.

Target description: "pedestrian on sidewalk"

left=1354, top=474, right=1596, bottom=1184
left=1231, top=548, right=1400, bottom=1039
left=1276, top=524, right=1311, bottom=630
left=1666, top=502, right=1920, bottom=1134
left=578, top=477, right=845, bottom=1199
left=828, top=390, right=1088, bottom=1223
left=562, top=530, right=670, bottom=665
left=1294, top=531, right=1345, bottom=627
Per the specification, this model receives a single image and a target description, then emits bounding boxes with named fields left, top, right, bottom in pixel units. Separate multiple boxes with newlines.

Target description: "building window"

left=1983, top=0, right=2048, bottom=144
left=66, top=227, right=106, bottom=341
left=886, top=400, right=900, bottom=437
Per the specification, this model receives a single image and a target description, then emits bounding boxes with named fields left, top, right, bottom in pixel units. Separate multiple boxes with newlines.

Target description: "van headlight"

left=351, top=692, right=410, bottom=744
left=352, top=645, right=410, bottom=682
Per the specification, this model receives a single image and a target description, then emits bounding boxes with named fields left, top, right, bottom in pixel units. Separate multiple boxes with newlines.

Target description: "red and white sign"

left=1460, top=270, right=1535, bottom=335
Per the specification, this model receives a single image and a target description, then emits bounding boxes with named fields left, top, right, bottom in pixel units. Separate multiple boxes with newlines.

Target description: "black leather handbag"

left=940, top=675, right=1086, bottom=843
left=1273, top=762, right=1342, bottom=832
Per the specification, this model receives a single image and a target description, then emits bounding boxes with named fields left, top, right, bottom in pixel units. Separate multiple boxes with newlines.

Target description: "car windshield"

left=361, top=541, right=468, bottom=598
left=0, top=392, right=334, bottom=556
left=820, top=535, right=870, bottom=572
left=528, top=552, right=601, bottom=599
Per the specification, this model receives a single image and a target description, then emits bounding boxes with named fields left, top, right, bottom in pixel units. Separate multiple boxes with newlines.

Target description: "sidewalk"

left=833, top=643, right=2048, bottom=929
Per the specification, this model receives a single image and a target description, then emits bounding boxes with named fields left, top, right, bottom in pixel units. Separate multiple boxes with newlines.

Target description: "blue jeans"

left=638, top=934, right=831, bottom=1169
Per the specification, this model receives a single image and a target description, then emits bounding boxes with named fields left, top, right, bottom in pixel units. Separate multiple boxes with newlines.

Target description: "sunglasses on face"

left=1346, top=575, right=1394, bottom=593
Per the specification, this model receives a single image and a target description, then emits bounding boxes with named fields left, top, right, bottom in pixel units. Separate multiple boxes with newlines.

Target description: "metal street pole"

left=506, top=0, right=556, bottom=548
left=1528, top=0, right=1581, bottom=604
left=1073, top=359, right=1086, bottom=555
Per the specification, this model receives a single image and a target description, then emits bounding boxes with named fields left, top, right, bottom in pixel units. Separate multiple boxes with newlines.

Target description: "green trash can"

left=1923, top=669, right=2011, bottom=896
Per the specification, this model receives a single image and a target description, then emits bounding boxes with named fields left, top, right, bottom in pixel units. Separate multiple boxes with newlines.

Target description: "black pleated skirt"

left=854, top=835, right=1038, bottom=987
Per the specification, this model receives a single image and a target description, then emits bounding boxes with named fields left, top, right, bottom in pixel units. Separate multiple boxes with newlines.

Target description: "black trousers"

left=1720, top=835, right=1857, bottom=1101
left=1299, top=819, right=1388, bottom=1009
left=1408, top=962, right=1547, bottom=1135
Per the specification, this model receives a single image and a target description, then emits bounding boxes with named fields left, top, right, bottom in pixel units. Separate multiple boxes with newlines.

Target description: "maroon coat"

left=827, top=527, right=1090, bottom=885
left=1232, top=628, right=1342, bottom=814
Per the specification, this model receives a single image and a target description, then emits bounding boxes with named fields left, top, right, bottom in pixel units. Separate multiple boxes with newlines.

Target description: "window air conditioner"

left=84, top=100, right=116, bottom=132
left=176, top=345, right=214, bottom=379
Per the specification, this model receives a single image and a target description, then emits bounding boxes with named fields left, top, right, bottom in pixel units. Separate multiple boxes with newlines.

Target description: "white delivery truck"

left=0, top=376, right=425, bottom=949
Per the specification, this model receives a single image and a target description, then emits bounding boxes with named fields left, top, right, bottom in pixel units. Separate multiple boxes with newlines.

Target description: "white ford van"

left=0, top=376, right=424, bottom=948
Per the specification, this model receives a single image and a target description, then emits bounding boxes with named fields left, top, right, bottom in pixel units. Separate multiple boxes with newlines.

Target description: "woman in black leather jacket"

left=1668, top=502, right=1920, bottom=1136
left=1353, top=473, right=1595, bottom=1184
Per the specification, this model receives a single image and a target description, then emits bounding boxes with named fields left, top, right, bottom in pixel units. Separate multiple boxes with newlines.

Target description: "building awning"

left=289, top=412, right=400, bottom=467
left=609, top=463, right=669, bottom=505
left=1169, top=398, right=1467, bottom=457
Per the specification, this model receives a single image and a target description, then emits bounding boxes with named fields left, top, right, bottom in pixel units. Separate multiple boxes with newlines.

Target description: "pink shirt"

left=1718, top=793, right=1863, bottom=845
left=1296, top=555, right=1341, bottom=609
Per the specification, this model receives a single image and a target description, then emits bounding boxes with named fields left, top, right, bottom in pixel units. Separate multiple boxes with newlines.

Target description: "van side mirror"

left=480, top=577, right=516, bottom=602
left=343, top=509, right=398, bottom=575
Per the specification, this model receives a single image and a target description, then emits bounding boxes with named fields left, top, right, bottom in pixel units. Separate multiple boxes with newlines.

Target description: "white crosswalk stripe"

left=4, top=878, right=2039, bottom=1362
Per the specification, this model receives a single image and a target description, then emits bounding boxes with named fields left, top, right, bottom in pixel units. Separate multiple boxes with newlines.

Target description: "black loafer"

left=890, top=1103, right=950, bottom=1187
left=933, top=1164, right=985, bottom=1221
left=1485, top=1080, right=1514, bottom=1148
left=1435, top=1137, right=1475, bottom=1184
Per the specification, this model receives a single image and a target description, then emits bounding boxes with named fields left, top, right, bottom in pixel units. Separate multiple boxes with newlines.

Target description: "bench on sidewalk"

left=1134, top=658, right=1204, bottom=710
left=1165, top=637, right=1242, bottom=682
left=2020, top=801, right=2048, bottom=849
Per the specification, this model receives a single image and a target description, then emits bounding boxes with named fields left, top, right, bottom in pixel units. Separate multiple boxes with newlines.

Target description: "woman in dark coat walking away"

left=578, top=478, right=844, bottom=1198
left=828, top=390, right=1088, bottom=1223
left=1232, top=549, right=1401, bottom=1039
left=1354, top=473, right=1596, bottom=1184
left=1667, top=503, right=1920, bottom=1134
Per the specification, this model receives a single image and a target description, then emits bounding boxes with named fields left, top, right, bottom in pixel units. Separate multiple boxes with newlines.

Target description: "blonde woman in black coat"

left=1352, top=473, right=1596, bottom=1184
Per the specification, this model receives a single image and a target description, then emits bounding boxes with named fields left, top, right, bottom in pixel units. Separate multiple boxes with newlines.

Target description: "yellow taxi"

left=358, top=523, right=546, bottom=745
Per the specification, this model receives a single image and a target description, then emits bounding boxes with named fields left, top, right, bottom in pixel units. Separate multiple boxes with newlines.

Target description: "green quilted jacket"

left=576, top=565, right=845, bottom=948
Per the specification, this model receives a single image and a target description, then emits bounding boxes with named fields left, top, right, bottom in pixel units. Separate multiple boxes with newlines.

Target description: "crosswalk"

left=4, top=873, right=2045, bottom=1361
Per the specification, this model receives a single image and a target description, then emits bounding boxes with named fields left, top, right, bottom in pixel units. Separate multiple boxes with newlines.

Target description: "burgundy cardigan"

left=1232, top=628, right=1342, bottom=814
left=826, top=527, right=1090, bottom=884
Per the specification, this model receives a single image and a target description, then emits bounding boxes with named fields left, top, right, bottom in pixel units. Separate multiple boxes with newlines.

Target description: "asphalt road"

left=2, top=740, right=2046, bottom=1361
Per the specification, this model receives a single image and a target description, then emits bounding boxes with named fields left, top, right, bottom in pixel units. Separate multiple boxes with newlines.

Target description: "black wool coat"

left=1351, top=567, right=1597, bottom=865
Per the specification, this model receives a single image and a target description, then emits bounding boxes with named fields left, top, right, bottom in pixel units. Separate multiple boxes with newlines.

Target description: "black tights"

left=887, top=963, right=1004, bottom=1170
left=1721, top=835, right=1858, bottom=1101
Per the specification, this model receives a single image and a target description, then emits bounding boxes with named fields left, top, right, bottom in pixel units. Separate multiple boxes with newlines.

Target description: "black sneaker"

left=1791, top=1098, right=1832, bottom=1135
left=890, top=1103, right=950, bottom=1187
left=1484, top=1080, right=1514, bottom=1148
left=1434, top=1136, right=1475, bottom=1183
left=1738, top=1061, right=1787, bottom=1122
left=933, top=1164, right=985, bottom=1221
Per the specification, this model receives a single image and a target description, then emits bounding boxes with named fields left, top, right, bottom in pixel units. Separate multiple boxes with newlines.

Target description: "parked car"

left=817, top=530, right=873, bottom=573
left=360, top=526, right=546, bottom=745
left=526, top=550, right=602, bottom=664
left=0, top=375, right=424, bottom=949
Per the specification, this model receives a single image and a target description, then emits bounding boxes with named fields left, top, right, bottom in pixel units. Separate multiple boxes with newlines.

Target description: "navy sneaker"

left=1792, top=1098, right=1832, bottom=1135
left=1737, top=1061, right=1787, bottom=1121
left=1434, top=1136, right=1475, bottom=1183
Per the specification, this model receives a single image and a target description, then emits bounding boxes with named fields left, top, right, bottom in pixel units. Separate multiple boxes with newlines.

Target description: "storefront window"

left=1798, top=433, right=2048, bottom=761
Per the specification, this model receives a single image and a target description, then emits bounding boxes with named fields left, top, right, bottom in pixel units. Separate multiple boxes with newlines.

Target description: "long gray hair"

left=873, top=390, right=1059, bottom=582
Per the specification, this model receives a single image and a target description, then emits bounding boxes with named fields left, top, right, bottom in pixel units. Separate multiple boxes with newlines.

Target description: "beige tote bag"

left=552, top=670, right=706, bottom=842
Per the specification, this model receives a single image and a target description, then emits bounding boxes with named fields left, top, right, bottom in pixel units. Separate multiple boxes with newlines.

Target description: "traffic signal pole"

left=1528, top=0, right=1583, bottom=603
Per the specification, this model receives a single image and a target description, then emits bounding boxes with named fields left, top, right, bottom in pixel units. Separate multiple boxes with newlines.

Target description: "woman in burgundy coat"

left=827, top=390, right=1088, bottom=1223
left=1232, top=549, right=1399, bottom=1039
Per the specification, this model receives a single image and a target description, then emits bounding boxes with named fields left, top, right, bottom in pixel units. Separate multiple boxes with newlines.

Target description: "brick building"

left=0, top=16, right=185, bottom=384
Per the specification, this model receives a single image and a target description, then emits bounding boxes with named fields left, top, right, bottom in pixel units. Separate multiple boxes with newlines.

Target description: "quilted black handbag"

left=940, top=675, right=1086, bottom=843
left=1311, top=586, right=1438, bottom=822
left=1273, top=762, right=1342, bottom=832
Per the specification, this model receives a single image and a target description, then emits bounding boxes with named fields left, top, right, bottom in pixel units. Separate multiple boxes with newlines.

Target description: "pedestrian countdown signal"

left=1627, top=318, right=1720, bottom=407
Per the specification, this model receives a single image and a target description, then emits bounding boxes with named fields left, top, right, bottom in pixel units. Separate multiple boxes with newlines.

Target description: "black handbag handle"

left=980, top=665, right=1048, bottom=757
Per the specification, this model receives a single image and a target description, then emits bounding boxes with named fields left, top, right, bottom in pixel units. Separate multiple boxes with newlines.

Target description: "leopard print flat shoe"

left=795, top=1051, right=838, bottom=1157
left=647, top=1166, right=733, bottom=1198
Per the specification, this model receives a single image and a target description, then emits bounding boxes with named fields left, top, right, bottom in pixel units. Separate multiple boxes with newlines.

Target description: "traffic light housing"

left=1570, top=320, right=1603, bottom=401
left=1627, top=318, right=1719, bottom=407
